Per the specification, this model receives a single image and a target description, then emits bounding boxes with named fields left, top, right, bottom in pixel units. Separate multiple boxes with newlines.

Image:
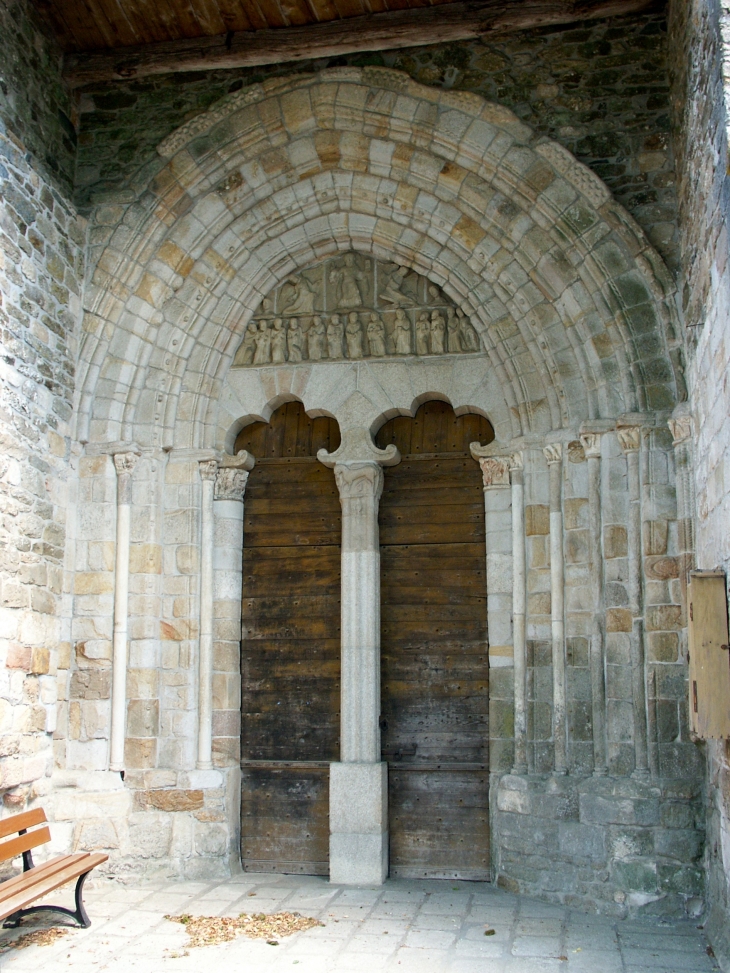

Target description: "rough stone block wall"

left=669, top=0, right=730, bottom=964
left=0, top=0, right=84, bottom=825
left=74, top=13, right=678, bottom=272
left=489, top=430, right=703, bottom=915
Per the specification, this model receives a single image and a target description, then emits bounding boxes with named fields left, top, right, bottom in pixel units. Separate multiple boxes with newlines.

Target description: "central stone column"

left=319, top=430, right=399, bottom=885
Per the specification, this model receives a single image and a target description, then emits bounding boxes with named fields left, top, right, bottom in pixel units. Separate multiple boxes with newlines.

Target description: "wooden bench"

left=0, top=808, right=107, bottom=929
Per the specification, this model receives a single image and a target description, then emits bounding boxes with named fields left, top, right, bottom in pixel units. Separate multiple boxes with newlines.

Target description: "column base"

left=329, top=762, right=388, bottom=885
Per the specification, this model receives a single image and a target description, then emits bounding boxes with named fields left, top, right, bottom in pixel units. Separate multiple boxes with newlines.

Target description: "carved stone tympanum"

left=233, top=253, right=480, bottom=366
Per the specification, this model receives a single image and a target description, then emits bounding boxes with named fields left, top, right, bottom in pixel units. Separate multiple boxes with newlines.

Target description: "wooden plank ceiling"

left=32, top=0, right=461, bottom=52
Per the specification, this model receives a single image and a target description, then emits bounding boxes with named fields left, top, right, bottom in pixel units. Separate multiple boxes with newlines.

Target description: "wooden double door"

left=237, top=401, right=492, bottom=878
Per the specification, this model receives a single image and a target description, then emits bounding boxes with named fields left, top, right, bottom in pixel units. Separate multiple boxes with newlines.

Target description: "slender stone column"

left=509, top=451, right=528, bottom=775
left=213, top=453, right=254, bottom=768
left=110, top=450, right=139, bottom=773
left=470, top=448, right=513, bottom=768
left=618, top=424, right=649, bottom=778
left=580, top=432, right=608, bottom=776
left=544, top=443, right=567, bottom=774
left=197, top=459, right=218, bottom=770
left=319, top=430, right=399, bottom=885
left=668, top=409, right=695, bottom=613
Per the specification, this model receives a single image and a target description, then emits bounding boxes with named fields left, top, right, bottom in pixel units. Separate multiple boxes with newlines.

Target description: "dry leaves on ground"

left=165, top=911, right=324, bottom=948
left=0, top=926, right=69, bottom=952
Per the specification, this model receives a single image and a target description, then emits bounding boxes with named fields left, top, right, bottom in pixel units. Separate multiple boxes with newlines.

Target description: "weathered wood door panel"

left=236, top=404, right=341, bottom=875
left=377, top=401, right=493, bottom=880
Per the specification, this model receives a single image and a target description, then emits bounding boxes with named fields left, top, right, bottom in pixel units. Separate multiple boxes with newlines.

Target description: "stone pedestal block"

left=329, top=761, right=388, bottom=885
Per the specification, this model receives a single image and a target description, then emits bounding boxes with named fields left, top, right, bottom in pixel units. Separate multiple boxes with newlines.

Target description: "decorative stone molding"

left=198, top=459, right=217, bottom=481
left=543, top=442, right=563, bottom=465
left=534, top=140, right=611, bottom=209
left=158, top=83, right=265, bottom=158
left=668, top=415, right=694, bottom=446
left=470, top=444, right=510, bottom=488
left=215, top=467, right=250, bottom=502
left=617, top=425, right=641, bottom=453
left=113, top=450, right=139, bottom=504
left=233, top=254, right=480, bottom=367
left=478, top=458, right=511, bottom=488
left=579, top=433, right=601, bottom=459
left=334, top=462, right=385, bottom=502
left=509, top=452, right=524, bottom=472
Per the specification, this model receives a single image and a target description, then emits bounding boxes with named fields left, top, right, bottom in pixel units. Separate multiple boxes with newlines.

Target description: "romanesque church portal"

left=2, top=0, right=730, bottom=965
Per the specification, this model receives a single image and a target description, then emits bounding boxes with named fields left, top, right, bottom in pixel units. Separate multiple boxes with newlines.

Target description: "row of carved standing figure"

left=237, top=307, right=480, bottom=365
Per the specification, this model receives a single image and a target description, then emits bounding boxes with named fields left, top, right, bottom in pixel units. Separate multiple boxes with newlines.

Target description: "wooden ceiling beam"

left=64, top=0, right=664, bottom=87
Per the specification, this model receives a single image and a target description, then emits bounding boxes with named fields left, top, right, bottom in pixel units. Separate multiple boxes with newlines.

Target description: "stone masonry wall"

left=0, top=0, right=84, bottom=831
left=75, top=13, right=679, bottom=272
left=669, top=0, right=730, bottom=965
left=0, top=0, right=77, bottom=197
left=489, top=430, right=703, bottom=916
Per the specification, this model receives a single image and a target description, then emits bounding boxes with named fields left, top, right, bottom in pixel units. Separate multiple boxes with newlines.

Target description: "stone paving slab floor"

left=0, top=873, right=720, bottom=972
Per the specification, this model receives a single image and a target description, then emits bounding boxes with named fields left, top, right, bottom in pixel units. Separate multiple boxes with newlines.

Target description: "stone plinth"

left=329, top=762, right=388, bottom=886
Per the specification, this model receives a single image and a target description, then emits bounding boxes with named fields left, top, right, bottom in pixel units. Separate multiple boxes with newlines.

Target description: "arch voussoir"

left=77, top=67, right=681, bottom=451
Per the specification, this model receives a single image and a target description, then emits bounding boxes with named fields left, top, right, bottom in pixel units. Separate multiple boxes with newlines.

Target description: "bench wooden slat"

left=0, top=853, right=108, bottom=922
left=0, top=809, right=46, bottom=841
left=0, top=826, right=51, bottom=864
left=0, top=854, right=81, bottom=898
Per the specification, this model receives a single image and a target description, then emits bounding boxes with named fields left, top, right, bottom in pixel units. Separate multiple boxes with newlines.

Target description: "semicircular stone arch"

left=77, top=66, right=683, bottom=451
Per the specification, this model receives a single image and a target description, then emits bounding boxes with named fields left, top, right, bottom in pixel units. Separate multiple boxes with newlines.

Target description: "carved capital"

left=113, top=451, right=139, bottom=504
left=508, top=451, right=524, bottom=472
left=579, top=433, right=601, bottom=459
left=668, top=415, right=693, bottom=447
left=198, top=459, right=218, bottom=482
left=477, top=457, right=510, bottom=488
left=334, top=462, right=384, bottom=503
left=617, top=426, right=641, bottom=453
left=543, top=443, right=563, bottom=465
left=214, top=450, right=255, bottom=501
left=215, top=467, right=250, bottom=501
left=113, top=451, right=138, bottom=477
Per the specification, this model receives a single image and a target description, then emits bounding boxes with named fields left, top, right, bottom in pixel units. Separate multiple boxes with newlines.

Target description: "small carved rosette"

left=233, top=252, right=480, bottom=366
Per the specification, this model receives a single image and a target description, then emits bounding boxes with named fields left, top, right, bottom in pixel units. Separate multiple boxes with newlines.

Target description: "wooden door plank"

left=240, top=402, right=340, bottom=877
left=379, top=409, right=489, bottom=878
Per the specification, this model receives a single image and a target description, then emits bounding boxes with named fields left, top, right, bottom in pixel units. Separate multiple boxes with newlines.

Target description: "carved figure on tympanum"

left=232, top=252, right=480, bottom=366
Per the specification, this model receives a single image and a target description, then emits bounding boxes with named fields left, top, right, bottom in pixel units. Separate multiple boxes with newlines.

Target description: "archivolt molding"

left=75, top=67, right=683, bottom=451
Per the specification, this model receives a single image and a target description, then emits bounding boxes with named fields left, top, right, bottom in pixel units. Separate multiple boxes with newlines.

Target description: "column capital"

left=113, top=450, right=139, bottom=477
left=478, top=457, right=511, bottom=488
left=113, top=451, right=139, bottom=504
left=334, top=462, right=385, bottom=502
left=508, top=451, right=524, bottom=472
left=579, top=432, right=601, bottom=459
left=668, top=415, right=693, bottom=447
left=214, top=450, right=255, bottom=501
left=318, top=427, right=400, bottom=469
left=543, top=442, right=563, bottom=465
left=617, top=425, right=641, bottom=453
left=469, top=443, right=510, bottom=487
left=215, top=467, right=249, bottom=501
left=198, top=458, right=218, bottom=481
